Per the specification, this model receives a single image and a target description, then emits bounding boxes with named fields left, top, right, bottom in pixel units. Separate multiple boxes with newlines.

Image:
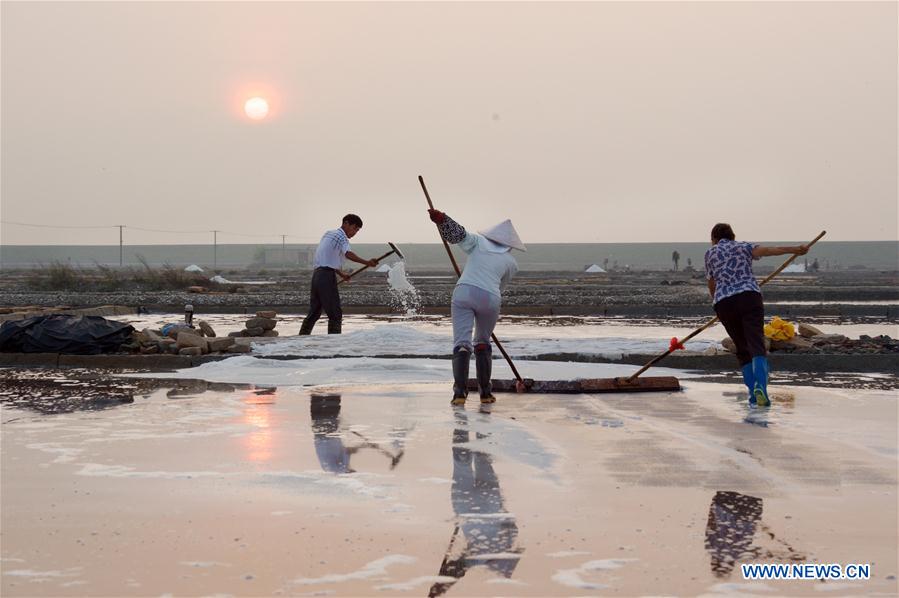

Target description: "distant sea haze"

left=1, top=242, right=897, bottom=272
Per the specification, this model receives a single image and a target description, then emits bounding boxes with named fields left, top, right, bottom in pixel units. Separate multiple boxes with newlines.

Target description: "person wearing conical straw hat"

left=428, top=209, right=525, bottom=405
left=704, top=223, right=808, bottom=406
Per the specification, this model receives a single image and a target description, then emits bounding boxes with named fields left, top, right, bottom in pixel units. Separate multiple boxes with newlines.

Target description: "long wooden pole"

left=418, top=175, right=525, bottom=384
left=625, top=230, right=827, bottom=382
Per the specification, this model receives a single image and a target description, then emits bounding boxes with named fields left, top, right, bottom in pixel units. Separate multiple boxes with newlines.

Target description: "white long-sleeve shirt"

left=312, top=228, right=351, bottom=269
left=457, top=233, right=518, bottom=298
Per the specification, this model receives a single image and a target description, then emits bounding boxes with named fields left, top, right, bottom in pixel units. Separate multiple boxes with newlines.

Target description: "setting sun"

left=244, top=97, right=269, bottom=120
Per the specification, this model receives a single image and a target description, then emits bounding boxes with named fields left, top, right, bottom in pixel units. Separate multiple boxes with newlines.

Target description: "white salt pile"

left=210, top=275, right=275, bottom=285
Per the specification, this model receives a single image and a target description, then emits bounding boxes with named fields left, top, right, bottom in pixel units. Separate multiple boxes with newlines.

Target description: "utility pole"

left=117, top=225, right=124, bottom=267
left=212, top=230, right=219, bottom=269
left=281, top=234, right=287, bottom=265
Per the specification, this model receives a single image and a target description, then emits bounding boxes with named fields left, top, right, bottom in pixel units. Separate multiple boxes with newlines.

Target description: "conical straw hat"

left=478, top=219, right=526, bottom=252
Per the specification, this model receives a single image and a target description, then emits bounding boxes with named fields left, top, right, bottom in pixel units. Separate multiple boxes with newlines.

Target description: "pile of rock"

left=228, top=311, right=280, bottom=338
left=722, top=322, right=899, bottom=355
left=129, top=319, right=249, bottom=356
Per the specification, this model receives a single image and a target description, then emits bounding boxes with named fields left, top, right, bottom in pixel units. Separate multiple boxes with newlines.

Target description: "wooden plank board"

left=466, top=376, right=681, bottom=394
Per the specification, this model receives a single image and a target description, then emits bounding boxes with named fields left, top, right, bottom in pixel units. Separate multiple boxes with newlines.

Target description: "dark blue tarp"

left=0, top=315, right=135, bottom=354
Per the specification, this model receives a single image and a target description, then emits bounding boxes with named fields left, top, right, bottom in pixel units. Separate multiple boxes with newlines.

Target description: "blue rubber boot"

left=741, top=363, right=757, bottom=404
left=751, top=356, right=770, bottom=406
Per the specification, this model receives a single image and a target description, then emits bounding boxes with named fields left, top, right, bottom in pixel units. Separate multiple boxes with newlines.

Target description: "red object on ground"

left=670, top=337, right=686, bottom=351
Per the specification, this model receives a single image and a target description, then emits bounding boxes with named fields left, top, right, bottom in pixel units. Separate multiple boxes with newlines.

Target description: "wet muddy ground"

left=1, top=369, right=896, bottom=596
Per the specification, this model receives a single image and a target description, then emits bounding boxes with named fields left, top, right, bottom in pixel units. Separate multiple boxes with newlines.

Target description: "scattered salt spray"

left=386, top=261, right=422, bottom=315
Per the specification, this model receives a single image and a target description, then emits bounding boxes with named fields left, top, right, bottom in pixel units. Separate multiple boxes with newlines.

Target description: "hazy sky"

left=1, top=1, right=896, bottom=245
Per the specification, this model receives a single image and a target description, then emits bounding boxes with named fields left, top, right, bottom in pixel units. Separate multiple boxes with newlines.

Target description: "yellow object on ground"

left=764, top=316, right=795, bottom=341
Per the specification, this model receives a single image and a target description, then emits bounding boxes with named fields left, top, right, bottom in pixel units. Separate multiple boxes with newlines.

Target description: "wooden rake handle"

left=625, top=230, right=827, bottom=382
left=337, top=246, right=399, bottom=286
left=419, top=175, right=463, bottom=276
left=759, top=230, right=827, bottom=285
left=418, top=175, right=525, bottom=384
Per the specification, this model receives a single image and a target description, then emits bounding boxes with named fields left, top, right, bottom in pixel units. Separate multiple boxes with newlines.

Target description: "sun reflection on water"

left=241, top=389, right=277, bottom=463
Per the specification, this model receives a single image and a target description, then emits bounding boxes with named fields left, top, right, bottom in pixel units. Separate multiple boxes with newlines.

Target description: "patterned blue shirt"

left=704, top=239, right=760, bottom=304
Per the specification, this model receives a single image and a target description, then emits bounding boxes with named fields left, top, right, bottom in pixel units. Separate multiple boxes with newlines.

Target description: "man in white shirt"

left=298, top=214, right=379, bottom=335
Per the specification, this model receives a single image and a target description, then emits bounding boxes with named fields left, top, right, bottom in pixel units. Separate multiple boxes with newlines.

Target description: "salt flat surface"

left=2, top=377, right=896, bottom=596
left=128, top=355, right=694, bottom=388
left=251, top=321, right=723, bottom=358
left=6, top=315, right=897, bottom=596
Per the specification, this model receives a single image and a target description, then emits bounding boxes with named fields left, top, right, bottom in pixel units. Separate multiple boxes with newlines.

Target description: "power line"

left=127, top=225, right=210, bottom=234
left=217, top=230, right=319, bottom=242
left=2, top=220, right=318, bottom=241
left=0, top=220, right=116, bottom=230
left=216, top=230, right=285, bottom=239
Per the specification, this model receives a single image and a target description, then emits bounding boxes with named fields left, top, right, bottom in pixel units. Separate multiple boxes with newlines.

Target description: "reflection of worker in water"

left=309, top=394, right=405, bottom=474
left=704, top=490, right=763, bottom=577
left=310, top=394, right=354, bottom=473
left=429, top=410, right=522, bottom=597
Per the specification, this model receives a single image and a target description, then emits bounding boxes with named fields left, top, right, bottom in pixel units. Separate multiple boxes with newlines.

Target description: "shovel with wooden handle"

left=338, top=242, right=404, bottom=285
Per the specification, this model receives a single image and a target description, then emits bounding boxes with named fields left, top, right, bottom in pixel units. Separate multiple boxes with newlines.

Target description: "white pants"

left=451, top=284, right=501, bottom=352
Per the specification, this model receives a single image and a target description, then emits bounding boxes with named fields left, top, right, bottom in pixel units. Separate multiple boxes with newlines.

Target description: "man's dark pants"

left=714, top=290, right=766, bottom=366
left=299, top=267, right=342, bottom=335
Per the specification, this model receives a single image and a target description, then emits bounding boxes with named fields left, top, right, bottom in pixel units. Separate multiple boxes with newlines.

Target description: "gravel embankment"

left=2, top=270, right=897, bottom=317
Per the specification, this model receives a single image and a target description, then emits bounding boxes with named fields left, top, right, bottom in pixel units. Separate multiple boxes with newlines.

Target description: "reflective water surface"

left=1, top=369, right=896, bottom=596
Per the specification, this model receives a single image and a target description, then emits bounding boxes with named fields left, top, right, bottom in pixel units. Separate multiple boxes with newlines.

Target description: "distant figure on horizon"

left=428, top=208, right=524, bottom=405
left=298, top=214, right=380, bottom=335
left=704, top=223, right=808, bottom=406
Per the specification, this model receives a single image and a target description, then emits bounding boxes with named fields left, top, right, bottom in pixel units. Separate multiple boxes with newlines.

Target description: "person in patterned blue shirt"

left=704, top=223, right=808, bottom=406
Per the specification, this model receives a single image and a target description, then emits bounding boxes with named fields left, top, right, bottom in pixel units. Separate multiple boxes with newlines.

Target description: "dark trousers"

left=299, top=267, right=342, bottom=335
left=714, top=291, right=766, bottom=366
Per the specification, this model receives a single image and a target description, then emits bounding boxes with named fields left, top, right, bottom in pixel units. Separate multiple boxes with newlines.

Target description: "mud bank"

left=2, top=271, right=897, bottom=318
